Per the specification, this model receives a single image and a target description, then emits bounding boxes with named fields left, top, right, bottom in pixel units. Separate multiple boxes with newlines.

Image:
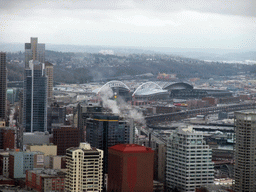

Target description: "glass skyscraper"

left=0, top=52, right=6, bottom=121
left=25, top=37, right=45, bottom=68
left=23, top=61, right=47, bottom=132
left=86, top=114, right=134, bottom=174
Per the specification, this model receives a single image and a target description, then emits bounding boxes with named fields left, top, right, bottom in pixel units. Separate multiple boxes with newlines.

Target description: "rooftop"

left=109, top=144, right=154, bottom=153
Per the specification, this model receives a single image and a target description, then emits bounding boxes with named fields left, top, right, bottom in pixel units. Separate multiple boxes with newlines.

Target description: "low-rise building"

left=26, top=144, right=57, bottom=156
left=0, top=151, right=10, bottom=177
left=9, top=151, right=44, bottom=179
left=23, top=132, right=50, bottom=147
left=26, top=169, right=65, bottom=192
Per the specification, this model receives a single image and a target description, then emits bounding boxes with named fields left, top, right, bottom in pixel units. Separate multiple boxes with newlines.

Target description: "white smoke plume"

left=100, top=86, right=120, bottom=114
left=99, top=86, right=145, bottom=125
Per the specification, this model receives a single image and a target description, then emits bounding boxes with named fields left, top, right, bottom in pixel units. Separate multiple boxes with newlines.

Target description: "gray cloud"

left=132, top=0, right=256, bottom=17
left=0, top=0, right=255, bottom=17
left=0, top=0, right=132, bottom=11
left=0, top=0, right=255, bottom=49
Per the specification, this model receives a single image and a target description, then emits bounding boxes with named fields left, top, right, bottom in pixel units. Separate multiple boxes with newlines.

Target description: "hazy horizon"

left=0, top=0, right=255, bottom=50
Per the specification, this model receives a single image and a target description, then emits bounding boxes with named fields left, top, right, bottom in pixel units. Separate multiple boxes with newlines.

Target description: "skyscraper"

left=23, top=61, right=47, bottom=132
left=25, top=37, right=45, bottom=68
left=45, top=61, right=53, bottom=99
left=166, top=126, right=214, bottom=192
left=108, top=144, right=154, bottom=192
left=234, top=111, right=256, bottom=192
left=77, top=103, right=102, bottom=142
left=65, top=143, right=103, bottom=192
left=86, top=114, right=134, bottom=175
left=0, top=52, right=6, bottom=121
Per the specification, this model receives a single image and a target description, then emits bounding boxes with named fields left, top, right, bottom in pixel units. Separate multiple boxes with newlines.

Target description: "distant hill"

left=6, top=51, right=256, bottom=84
left=1, top=42, right=255, bottom=62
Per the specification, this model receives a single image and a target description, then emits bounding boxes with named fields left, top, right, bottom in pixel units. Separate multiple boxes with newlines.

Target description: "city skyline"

left=0, top=0, right=255, bottom=50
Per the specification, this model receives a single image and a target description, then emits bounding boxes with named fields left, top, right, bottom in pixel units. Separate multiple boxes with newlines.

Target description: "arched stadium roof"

left=163, top=82, right=193, bottom=90
left=93, top=80, right=130, bottom=94
left=132, top=81, right=168, bottom=96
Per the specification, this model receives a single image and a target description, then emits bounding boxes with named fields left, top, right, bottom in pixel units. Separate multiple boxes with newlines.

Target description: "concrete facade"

left=26, top=144, right=57, bottom=156
left=9, top=151, right=44, bottom=179
left=23, top=132, right=50, bottom=146
left=234, top=111, right=256, bottom=192
left=65, top=143, right=103, bottom=192
left=166, top=126, right=214, bottom=192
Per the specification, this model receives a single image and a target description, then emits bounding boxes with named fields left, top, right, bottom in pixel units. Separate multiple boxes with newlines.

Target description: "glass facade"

left=23, top=62, right=47, bottom=132
left=86, top=114, right=132, bottom=174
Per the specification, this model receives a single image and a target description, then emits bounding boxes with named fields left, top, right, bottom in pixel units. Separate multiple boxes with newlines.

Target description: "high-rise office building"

left=53, top=126, right=80, bottom=155
left=65, top=143, right=103, bottom=192
left=45, top=61, right=53, bottom=99
left=25, top=37, right=45, bottom=68
left=77, top=103, right=102, bottom=142
left=23, top=61, right=47, bottom=132
left=234, top=111, right=256, bottom=192
left=47, top=103, right=66, bottom=133
left=0, top=52, right=6, bottom=121
left=166, top=126, right=214, bottom=192
left=108, top=144, right=154, bottom=192
left=86, top=114, right=134, bottom=175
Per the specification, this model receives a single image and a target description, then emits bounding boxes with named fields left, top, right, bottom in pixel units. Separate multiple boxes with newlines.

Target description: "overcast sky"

left=0, top=0, right=255, bottom=50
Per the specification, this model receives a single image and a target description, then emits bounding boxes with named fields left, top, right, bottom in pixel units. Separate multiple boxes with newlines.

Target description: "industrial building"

left=65, top=143, right=103, bottom=192
left=166, top=126, right=214, bottom=192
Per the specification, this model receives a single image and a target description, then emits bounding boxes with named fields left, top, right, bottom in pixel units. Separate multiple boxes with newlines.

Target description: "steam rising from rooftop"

left=99, top=86, right=145, bottom=125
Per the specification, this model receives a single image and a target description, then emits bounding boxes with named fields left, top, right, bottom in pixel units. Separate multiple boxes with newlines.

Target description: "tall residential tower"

left=166, top=126, right=214, bottom=192
left=65, top=143, right=103, bottom=192
left=234, top=111, right=256, bottom=192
